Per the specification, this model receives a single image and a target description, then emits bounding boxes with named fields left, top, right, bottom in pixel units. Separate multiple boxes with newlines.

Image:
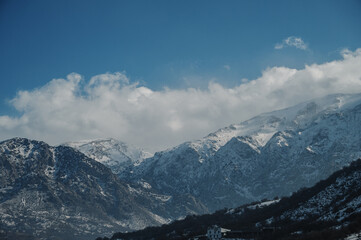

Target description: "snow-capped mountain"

left=64, top=138, right=152, bottom=175
left=3, top=93, right=361, bottom=239
left=0, top=138, right=206, bottom=240
left=129, top=93, right=361, bottom=211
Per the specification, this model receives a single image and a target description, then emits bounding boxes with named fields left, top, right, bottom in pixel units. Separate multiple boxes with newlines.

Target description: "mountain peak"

left=63, top=138, right=152, bottom=175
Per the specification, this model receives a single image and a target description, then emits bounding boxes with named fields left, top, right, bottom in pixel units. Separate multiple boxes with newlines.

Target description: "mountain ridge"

left=125, top=93, right=361, bottom=211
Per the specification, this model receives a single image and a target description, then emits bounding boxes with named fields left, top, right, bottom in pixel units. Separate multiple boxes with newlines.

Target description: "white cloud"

left=1, top=49, right=361, bottom=152
left=223, top=65, right=231, bottom=71
left=275, top=36, right=308, bottom=50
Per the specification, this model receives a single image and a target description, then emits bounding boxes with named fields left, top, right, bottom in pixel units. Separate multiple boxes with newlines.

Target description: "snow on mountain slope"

left=280, top=159, right=361, bottom=223
left=193, top=93, right=361, bottom=157
left=139, top=93, right=361, bottom=171
left=345, top=232, right=361, bottom=240
left=3, top=93, right=361, bottom=239
left=64, top=138, right=152, bottom=175
left=0, top=138, right=207, bottom=240
left=130, top=93, right=361, bottom=211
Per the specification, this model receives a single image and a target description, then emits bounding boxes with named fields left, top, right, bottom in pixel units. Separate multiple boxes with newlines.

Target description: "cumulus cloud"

left=1, top=49, right=361, bottom=152
left=275, top=36, right=308, bottom=50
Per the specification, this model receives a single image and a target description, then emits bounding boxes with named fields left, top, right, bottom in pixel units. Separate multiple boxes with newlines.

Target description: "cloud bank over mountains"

left=1, top=49, right=361, bottom=152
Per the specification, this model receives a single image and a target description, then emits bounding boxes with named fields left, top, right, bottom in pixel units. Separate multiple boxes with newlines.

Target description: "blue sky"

left=1, top=0, right=361, bottom=150
left=1, top=0, right=360, bottom=100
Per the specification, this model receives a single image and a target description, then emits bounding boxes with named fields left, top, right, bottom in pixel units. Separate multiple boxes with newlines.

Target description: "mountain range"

left=85, top=93, right=361, bottom=211
left=2, top=93, right=361, bottom=239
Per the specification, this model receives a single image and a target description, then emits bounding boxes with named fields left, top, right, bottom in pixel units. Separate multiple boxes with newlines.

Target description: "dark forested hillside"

left=99, top=159, right=361, bottom=240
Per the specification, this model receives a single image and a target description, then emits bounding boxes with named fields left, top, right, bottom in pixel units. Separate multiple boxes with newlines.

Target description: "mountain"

left=61, top=93, right=361, bottom=213
left=0, top=138, right=206, bottom=240
left=3, top=93, right=361, bottom=239
left=127, top=93, right=361, bottom=211
left=107, top=158, right=361, bottom=240
left=64, top=138, right=152, bottom=176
